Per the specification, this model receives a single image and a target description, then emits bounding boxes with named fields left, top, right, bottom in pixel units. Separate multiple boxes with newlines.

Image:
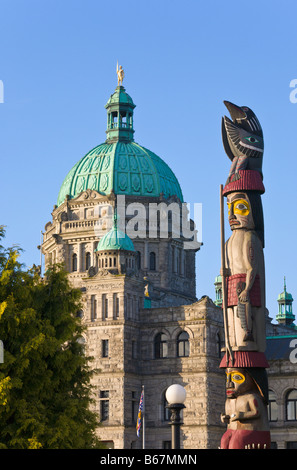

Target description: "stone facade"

left=83, top=294, right=226, bottom=449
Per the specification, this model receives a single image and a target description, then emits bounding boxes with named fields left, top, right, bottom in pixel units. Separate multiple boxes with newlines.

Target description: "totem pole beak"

left=223, top=100, right=247, bottom=122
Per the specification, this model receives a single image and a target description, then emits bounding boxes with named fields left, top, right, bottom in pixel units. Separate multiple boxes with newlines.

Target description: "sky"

left=1, top=0, right=297, bottom=323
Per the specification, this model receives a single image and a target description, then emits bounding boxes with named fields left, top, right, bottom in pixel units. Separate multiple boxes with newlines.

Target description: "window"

left=177, top=248, right=182, bottom=275
left=113, top=294, right=119, bottom=319
left=85, top=252, right=91, bottom=271
left=268, top=390, right=278, bottom=422
left=162, top=392, right=171, bottom=422
left=286, top=389, right=297, bottom=421
left=177, top=331, right=189, bottom=357
left=72, top=253, right=77, bottom=272
left=217, top=332, right=224, bottom=358
left=137, top=251, right=141, bottom=269
left=102, top=340, right=109, bottom=358
left=132, top=391, right=137, bottom=424
left=149, top=252, right=156, bottom=271
left=101, top=441, right=114, bottom=449
left=163, top=441, right=171, bottom=449
left=91, top=295, right=97, bottom=321
left=286, top=442, right=297, bottom=449
left=100, top=391, right=109, bottom=422
left=102, top=294, right=108, bottom=319
left=216, top=288, right=222, bottom=302
left=154, top=333, right=168, bottom=358
left=172, top=246, right=175, bottom=273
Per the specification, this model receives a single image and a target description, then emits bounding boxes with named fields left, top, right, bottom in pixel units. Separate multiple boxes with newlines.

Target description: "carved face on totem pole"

left=225, top=368, right=258, bottom=399
left=227, top=192, right=255, bottom=231
left=220, top=367, right=270, bottom=449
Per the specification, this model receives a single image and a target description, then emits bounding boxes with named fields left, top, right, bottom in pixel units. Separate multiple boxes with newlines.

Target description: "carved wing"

left=221, top=116, right=236, bottom=161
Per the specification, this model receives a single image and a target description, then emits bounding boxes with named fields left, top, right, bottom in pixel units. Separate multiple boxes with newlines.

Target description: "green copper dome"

left=105, top=86, right=135, bottom=107
left=278, top=291, right=293, bottom=302
left=95, top=224, right=135, bottom=252
left=57, top=142, right=183, bottom=206
left=57, top=85, right=183, bottom=206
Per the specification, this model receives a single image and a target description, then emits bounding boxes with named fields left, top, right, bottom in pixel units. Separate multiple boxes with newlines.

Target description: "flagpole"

left=142, top=385, right=145, bottom=449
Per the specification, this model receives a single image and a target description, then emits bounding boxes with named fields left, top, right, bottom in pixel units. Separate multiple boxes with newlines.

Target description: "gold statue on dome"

left=117, top=62, right=124, bottom=86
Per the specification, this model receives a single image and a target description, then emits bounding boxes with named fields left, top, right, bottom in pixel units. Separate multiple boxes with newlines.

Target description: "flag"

left=136, top=388, right=144, bottom=437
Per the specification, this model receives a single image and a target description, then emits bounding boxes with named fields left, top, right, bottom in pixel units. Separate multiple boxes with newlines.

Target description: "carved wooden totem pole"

left=219, top=101, right=271, bottom=449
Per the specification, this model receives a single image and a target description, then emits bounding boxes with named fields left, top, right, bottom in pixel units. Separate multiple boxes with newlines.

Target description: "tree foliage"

left=0, top=226, right=102, bottom=448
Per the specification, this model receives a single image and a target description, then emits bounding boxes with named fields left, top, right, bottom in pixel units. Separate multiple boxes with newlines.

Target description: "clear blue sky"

left=1, top=0, right=297, bottom=322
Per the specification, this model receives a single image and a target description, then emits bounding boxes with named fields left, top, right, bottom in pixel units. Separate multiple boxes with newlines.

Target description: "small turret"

left=276, top=277, right=295, bottom=328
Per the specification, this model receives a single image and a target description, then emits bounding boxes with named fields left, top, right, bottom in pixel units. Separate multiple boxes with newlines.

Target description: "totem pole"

left=219, top=101, right=271, bottom=449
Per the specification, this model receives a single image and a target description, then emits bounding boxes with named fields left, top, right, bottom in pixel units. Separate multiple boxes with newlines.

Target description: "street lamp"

left=166, top=384, right=186, bottom=449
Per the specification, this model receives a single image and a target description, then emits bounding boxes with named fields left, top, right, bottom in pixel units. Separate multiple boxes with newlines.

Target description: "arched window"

left=150, top=252, right=156, bottom=271
left=177, top=331, right=189, bottom=357
left=286, top=389, right=297, bottom=421
left=72, top=253, right=77, bottom=272
left=154, top=333, right=168, bottom=358
left=85, top=252, right=91, bottom=271
left=268, top=390, right=278, bottom=422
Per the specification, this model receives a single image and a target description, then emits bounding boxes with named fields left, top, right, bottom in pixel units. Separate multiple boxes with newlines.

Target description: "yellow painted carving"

left=226, top=370, right=246, bottom=384
left=227, top=199, right=250, bottom=217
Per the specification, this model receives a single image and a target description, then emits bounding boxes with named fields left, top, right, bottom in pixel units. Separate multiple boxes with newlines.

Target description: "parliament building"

left=41, top=77, right=297, bottom=449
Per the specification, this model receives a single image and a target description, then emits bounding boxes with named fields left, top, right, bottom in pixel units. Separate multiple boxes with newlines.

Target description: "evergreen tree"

left=0, top=226, right=103, bottom=448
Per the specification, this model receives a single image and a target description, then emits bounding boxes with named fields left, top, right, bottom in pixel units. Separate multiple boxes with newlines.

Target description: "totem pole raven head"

left=221, top=101, right=264, bottom=173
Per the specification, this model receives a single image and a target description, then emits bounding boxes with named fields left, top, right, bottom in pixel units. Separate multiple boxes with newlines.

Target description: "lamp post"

left=166, top=384, right=186, bottom=449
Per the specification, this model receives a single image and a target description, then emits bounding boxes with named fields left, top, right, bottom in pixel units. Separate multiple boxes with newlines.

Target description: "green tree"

left=0, top=226, right=102, bottom=448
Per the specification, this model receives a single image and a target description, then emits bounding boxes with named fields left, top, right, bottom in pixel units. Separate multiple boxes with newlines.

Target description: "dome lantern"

left=105, top=84, right=136, bottom=144
left=276, top=276, right=295, bottom=327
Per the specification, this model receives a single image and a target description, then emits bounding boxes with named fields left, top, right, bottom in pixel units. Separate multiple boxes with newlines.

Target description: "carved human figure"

left=117, top=64, right=124, bottom=86
left=220, top=368, right=270, bottom=449
left=224, top=191, right=266, bottom=352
